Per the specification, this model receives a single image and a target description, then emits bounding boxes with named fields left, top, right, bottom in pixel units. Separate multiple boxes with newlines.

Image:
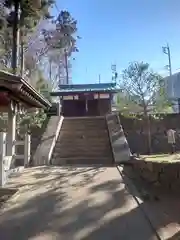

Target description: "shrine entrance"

left=51, top=83, right=118, bottom=117
left=87, top=99, right=98, bottom=116
left=76, top=100, right=86, bottom=116
left=61, top=99, right=99, bottom=117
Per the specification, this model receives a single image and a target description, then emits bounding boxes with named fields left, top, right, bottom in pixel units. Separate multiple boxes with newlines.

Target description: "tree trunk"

left=20, top=30, right=24, bottom=77
left=146, top=114, right=152, bottom=154
left=11, top=1, right=20, bottom=74
left=144, top=108, right=152, bottom=154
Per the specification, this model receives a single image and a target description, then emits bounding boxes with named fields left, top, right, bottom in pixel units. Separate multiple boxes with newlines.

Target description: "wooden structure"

left=0, top=132, right=31, bottom=186
left=51, top=83, right=118, bottom=117
left=0, top=71, right=51, bottom=186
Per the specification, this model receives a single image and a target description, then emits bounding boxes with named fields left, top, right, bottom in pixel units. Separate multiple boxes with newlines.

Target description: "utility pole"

left=111, top=64, right=118, bottom=83
left=98, top=74, right=101, bottom=83
left=162, top=43, right=172, bottom=76
left=162, top=43, right=173, bottom=96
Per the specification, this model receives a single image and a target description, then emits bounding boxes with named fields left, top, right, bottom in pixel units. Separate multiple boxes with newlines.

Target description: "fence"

left=0, top=132, right=31, bottom=186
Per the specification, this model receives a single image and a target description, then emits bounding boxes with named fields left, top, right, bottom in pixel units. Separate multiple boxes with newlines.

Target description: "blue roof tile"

left=57, top=83, right=118, bottom=93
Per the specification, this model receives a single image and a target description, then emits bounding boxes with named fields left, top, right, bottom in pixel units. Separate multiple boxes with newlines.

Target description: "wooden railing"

left=0, top=132, right=31, bottom=186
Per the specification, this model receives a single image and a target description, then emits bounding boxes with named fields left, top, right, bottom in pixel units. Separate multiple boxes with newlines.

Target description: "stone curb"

left=116, top=165, right=161, bottom=240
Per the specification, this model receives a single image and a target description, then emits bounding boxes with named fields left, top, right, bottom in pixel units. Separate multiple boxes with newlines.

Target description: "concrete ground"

left=0, top=166, right=158, bottom=240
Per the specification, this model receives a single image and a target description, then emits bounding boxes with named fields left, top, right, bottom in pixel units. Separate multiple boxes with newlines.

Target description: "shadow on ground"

left=121, top=165, right=180, bottom=239
left=6, top=165, right=106, bottom=189
left=0, top=165, right=160, bottom=240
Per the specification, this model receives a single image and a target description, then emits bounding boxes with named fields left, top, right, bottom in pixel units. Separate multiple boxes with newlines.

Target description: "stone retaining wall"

left=106, top=113, right=131, bottom=162
left=120, top=113, right=180, bottom=154
left=33, top=116, right=64, bottom=166
left=125, top=160, right=180, bottom=193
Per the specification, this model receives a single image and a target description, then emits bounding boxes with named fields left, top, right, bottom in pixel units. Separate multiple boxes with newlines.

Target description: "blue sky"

left=53, top=0, right=180, bottom=84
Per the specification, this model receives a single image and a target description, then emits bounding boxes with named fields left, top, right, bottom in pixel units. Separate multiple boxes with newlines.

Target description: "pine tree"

left=0, top=0, right=54, bottom=71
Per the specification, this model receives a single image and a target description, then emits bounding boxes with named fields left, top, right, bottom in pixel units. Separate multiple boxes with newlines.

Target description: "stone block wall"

left=120, top=113, right=180, bottom=154
left=126, top=160, right=180, bottom=194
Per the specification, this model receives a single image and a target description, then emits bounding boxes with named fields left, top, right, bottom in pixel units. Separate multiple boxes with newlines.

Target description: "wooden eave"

left=0, top=71, right=51, bottom=109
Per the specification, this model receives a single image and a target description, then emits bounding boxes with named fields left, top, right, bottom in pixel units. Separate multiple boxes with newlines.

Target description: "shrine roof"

left=51, top=82, right=119, bottom=96
left=0, top=71, right=51, bottom=109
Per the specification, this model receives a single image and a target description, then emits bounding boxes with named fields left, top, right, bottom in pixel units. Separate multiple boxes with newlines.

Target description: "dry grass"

left=141, top=153, right=180, bottom=162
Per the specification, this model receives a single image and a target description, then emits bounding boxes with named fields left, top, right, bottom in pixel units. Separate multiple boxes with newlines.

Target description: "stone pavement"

left=0, top=166, right=158, bottom=240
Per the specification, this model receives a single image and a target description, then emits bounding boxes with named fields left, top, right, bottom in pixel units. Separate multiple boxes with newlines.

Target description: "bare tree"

left=24, top=11, right=79, bottom=88
left=42, top=10, right=79, bottom=86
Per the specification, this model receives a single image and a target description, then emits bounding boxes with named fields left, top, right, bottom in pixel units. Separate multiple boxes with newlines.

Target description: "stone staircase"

left=51, top=116, right=114, bottom=165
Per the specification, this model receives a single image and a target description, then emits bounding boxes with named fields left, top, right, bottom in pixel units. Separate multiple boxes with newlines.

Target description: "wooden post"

left=24, top=134, right=31, bottom=167
left=0, top=132, right=6, bottom=186
left=7, top=102, right=16, bottom=157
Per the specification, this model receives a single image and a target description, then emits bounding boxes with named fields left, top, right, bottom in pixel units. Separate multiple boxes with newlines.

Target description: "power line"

left=54, top=2, right=60, bottom=14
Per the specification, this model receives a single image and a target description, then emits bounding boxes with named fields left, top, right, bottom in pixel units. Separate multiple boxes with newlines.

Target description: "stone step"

left=53, top=155, right=113, bottom=161
left=56, top=136, right=109, bottom=143
left=54, top=146, right=111, bottom=154
left=54, top=145, right=111, bottom=150
left=55, top=138, right=110, bottom=144
left=64, top=117, right=105, bottom=122
left=53, top=142, right=112, bottom=151
left=53, top=144, right=112, bottom=152
left=51, top=116, right=113, bottom=166
left=62, top=119, right=107, bottom=128
left=62, top=120, right=106, bottom=125
left=62, top=126, right=107, bottom=131
left=56, top=137, right=110, bottom=147
left=53, top=148, right=112, bottom=157
left=59, top=129, right=108, bottom=135
left=63, top=119, right=106, bottom=124
left=53, top=156, right=113, bottom=162
left=52, top=156, right=113, bottom=165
